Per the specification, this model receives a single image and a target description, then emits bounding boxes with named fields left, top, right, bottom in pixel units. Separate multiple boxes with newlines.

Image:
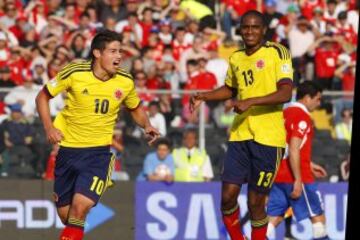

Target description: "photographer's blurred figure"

left=335, top=108, right=352, bottom=145
left=0, top=104, right=35, bottom=177
left=173, top=129, right=213, bottom=182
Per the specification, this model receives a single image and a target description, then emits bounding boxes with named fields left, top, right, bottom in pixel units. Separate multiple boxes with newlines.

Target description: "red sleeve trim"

left=277, top=78, right=293, bottom=87
left=290, top=131, right=305, bottom=139
left=225, top=84, right=238, bottom=98
left=126, top=101, right=142, bottom=111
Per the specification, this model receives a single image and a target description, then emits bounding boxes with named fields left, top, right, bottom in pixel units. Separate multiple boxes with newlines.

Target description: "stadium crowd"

left=0, top=0, right=356, bottom=182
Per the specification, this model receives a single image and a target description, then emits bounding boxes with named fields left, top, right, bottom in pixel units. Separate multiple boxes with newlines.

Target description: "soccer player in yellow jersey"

left=35, top=30, right=160, bottom=240
left=190, top=10, right=293, bottom=240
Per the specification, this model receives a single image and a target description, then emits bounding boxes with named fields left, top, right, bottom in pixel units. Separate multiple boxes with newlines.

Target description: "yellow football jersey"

left=225, top=41, right=293, bottom=147
left=45, top=61, right=140, bottom=147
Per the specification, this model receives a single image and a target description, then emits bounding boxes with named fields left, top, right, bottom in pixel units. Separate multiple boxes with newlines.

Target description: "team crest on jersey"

left=114, top=89, right=123, bottom=100
left=298, top=121, right=307, bottom=134
left=256, top=59, right=265, bottom=69
left=281, top=63, right=291, bottom=73
left=299, top=121, right=307, bottom=130
left=49, top=79, right=57, bottom=87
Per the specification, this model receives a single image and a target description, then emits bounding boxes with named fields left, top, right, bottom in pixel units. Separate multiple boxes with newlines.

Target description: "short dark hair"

left=337, top=11, right=347, bottom=20
left=296, top=81, right=323, bottom=100
left=341, top=108, right=352, bottom=118
left=240, top=10, right=266, bottom=27
left=186, top=59, right=198, bottom=67
left=149, top=101, right=160, bottom=108
left=184, top=128, right=197, bottom=137
left=90, top=30, right=122, bottom=60
left=155, top=138, right=172, bottom=149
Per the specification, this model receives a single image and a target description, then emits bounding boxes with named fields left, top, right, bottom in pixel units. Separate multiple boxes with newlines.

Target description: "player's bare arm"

left=233, top=84, right=292, bottom=114
left=289, top=136, right=303, bottom=199
left=35, top=89, right=64, bottom=144
left=189, top=85, right=236, bottom=112
left=129, top=105, right=160, bottom=145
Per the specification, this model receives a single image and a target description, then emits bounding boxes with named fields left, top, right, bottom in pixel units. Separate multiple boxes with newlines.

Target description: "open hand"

left=311, top=162, right=327, bottom=178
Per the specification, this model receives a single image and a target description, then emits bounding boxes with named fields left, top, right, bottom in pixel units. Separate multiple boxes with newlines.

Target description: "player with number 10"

left=36, top=30, right=160, bottom=240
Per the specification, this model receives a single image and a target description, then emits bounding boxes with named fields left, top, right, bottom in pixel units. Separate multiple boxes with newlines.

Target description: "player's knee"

left=247, top=197, right=266, bottom=214
left=70, top=202, right=92, bottom=219
left=221, top=194, right=237, bottom=210
left=58, top=214, right=68, bottom=225
left=312, top=221, right=327, bottom=238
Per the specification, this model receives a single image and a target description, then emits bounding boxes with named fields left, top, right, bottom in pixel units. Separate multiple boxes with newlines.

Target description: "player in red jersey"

left=267, top=81, right=329, bottom=240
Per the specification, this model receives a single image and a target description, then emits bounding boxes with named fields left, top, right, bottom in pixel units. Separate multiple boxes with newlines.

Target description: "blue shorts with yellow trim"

left=267, top=183, right=324, bottom=221
left=54, top=146, right=114, bottom=207
left=221, top=140, right=283, bottom=194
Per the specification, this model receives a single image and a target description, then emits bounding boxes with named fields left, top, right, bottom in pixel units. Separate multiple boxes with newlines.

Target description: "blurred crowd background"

left=0, top=0, right=356, bottom=183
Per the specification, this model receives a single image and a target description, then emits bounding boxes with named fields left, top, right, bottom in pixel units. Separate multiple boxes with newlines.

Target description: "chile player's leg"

left=221, top=141, right=252, bottom=240
left=289, top=183, right=329, bottom=240
left=248, top=141, right=283, bottom=240
left=266, top=184, right=292, bottom=238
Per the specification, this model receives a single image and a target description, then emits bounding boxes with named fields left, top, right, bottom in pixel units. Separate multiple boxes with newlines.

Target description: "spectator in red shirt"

left=8, top=48, right=27, bottom=85
left=220, top=0, right=257, bottom=40
left=197, top=58, right=218, bottom=91
left=134, top=70, right=156, bottom=109
left=307, top=35, right=342, bottom=90
left=182, top=59, right=210, bottom=126
left=335, top=11, right=357, bottom=46
left=334, top=58, right=356, bottom=92
left=8, top=14, right=28, bottom=41
left=172, top=26, right=191, bottom=61
left=139, top=7, right=156, bottom=47
left=323, top=0, right=338, bottom=25
left=300, top=0, right=325, bottom=20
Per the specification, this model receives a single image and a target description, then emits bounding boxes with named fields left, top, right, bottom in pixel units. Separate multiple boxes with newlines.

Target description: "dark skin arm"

left=232, top=84, right=293, bottom=113
left=189, top=86, right=235, bottom=112
left=190, top=83, right=292, bottom=113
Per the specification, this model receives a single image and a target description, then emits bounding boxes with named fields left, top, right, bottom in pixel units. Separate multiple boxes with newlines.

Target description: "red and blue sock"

left=60, top=218, right=85, bottom=240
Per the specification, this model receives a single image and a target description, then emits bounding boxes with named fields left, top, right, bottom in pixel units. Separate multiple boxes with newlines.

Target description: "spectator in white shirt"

left=148, top=101, right=167, bottom=136
left=4, top=74, right=42, bottom=120
left=288, top=16, right=315, bottom=82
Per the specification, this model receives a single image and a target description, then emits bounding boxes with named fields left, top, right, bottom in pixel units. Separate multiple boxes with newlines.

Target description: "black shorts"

left=221, top=140, right=283, bottom=194
left=54, top=146, right=114, bottom=207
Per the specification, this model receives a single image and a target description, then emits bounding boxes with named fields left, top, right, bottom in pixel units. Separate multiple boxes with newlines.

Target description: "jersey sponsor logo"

left=299, top=121, right=307, bottom=130
left=298, top=121, right=307, bottom=134
left=256, top=59, right=265, bottom=69
left=114, top=89, right=123, bottom=100
left=82, top=88, right=89, bottom=95
left=281, top=63, right=291, bottom=73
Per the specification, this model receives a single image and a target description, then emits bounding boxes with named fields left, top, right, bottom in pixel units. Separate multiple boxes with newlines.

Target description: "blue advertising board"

left=135, top=182, right=347, bottom=240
